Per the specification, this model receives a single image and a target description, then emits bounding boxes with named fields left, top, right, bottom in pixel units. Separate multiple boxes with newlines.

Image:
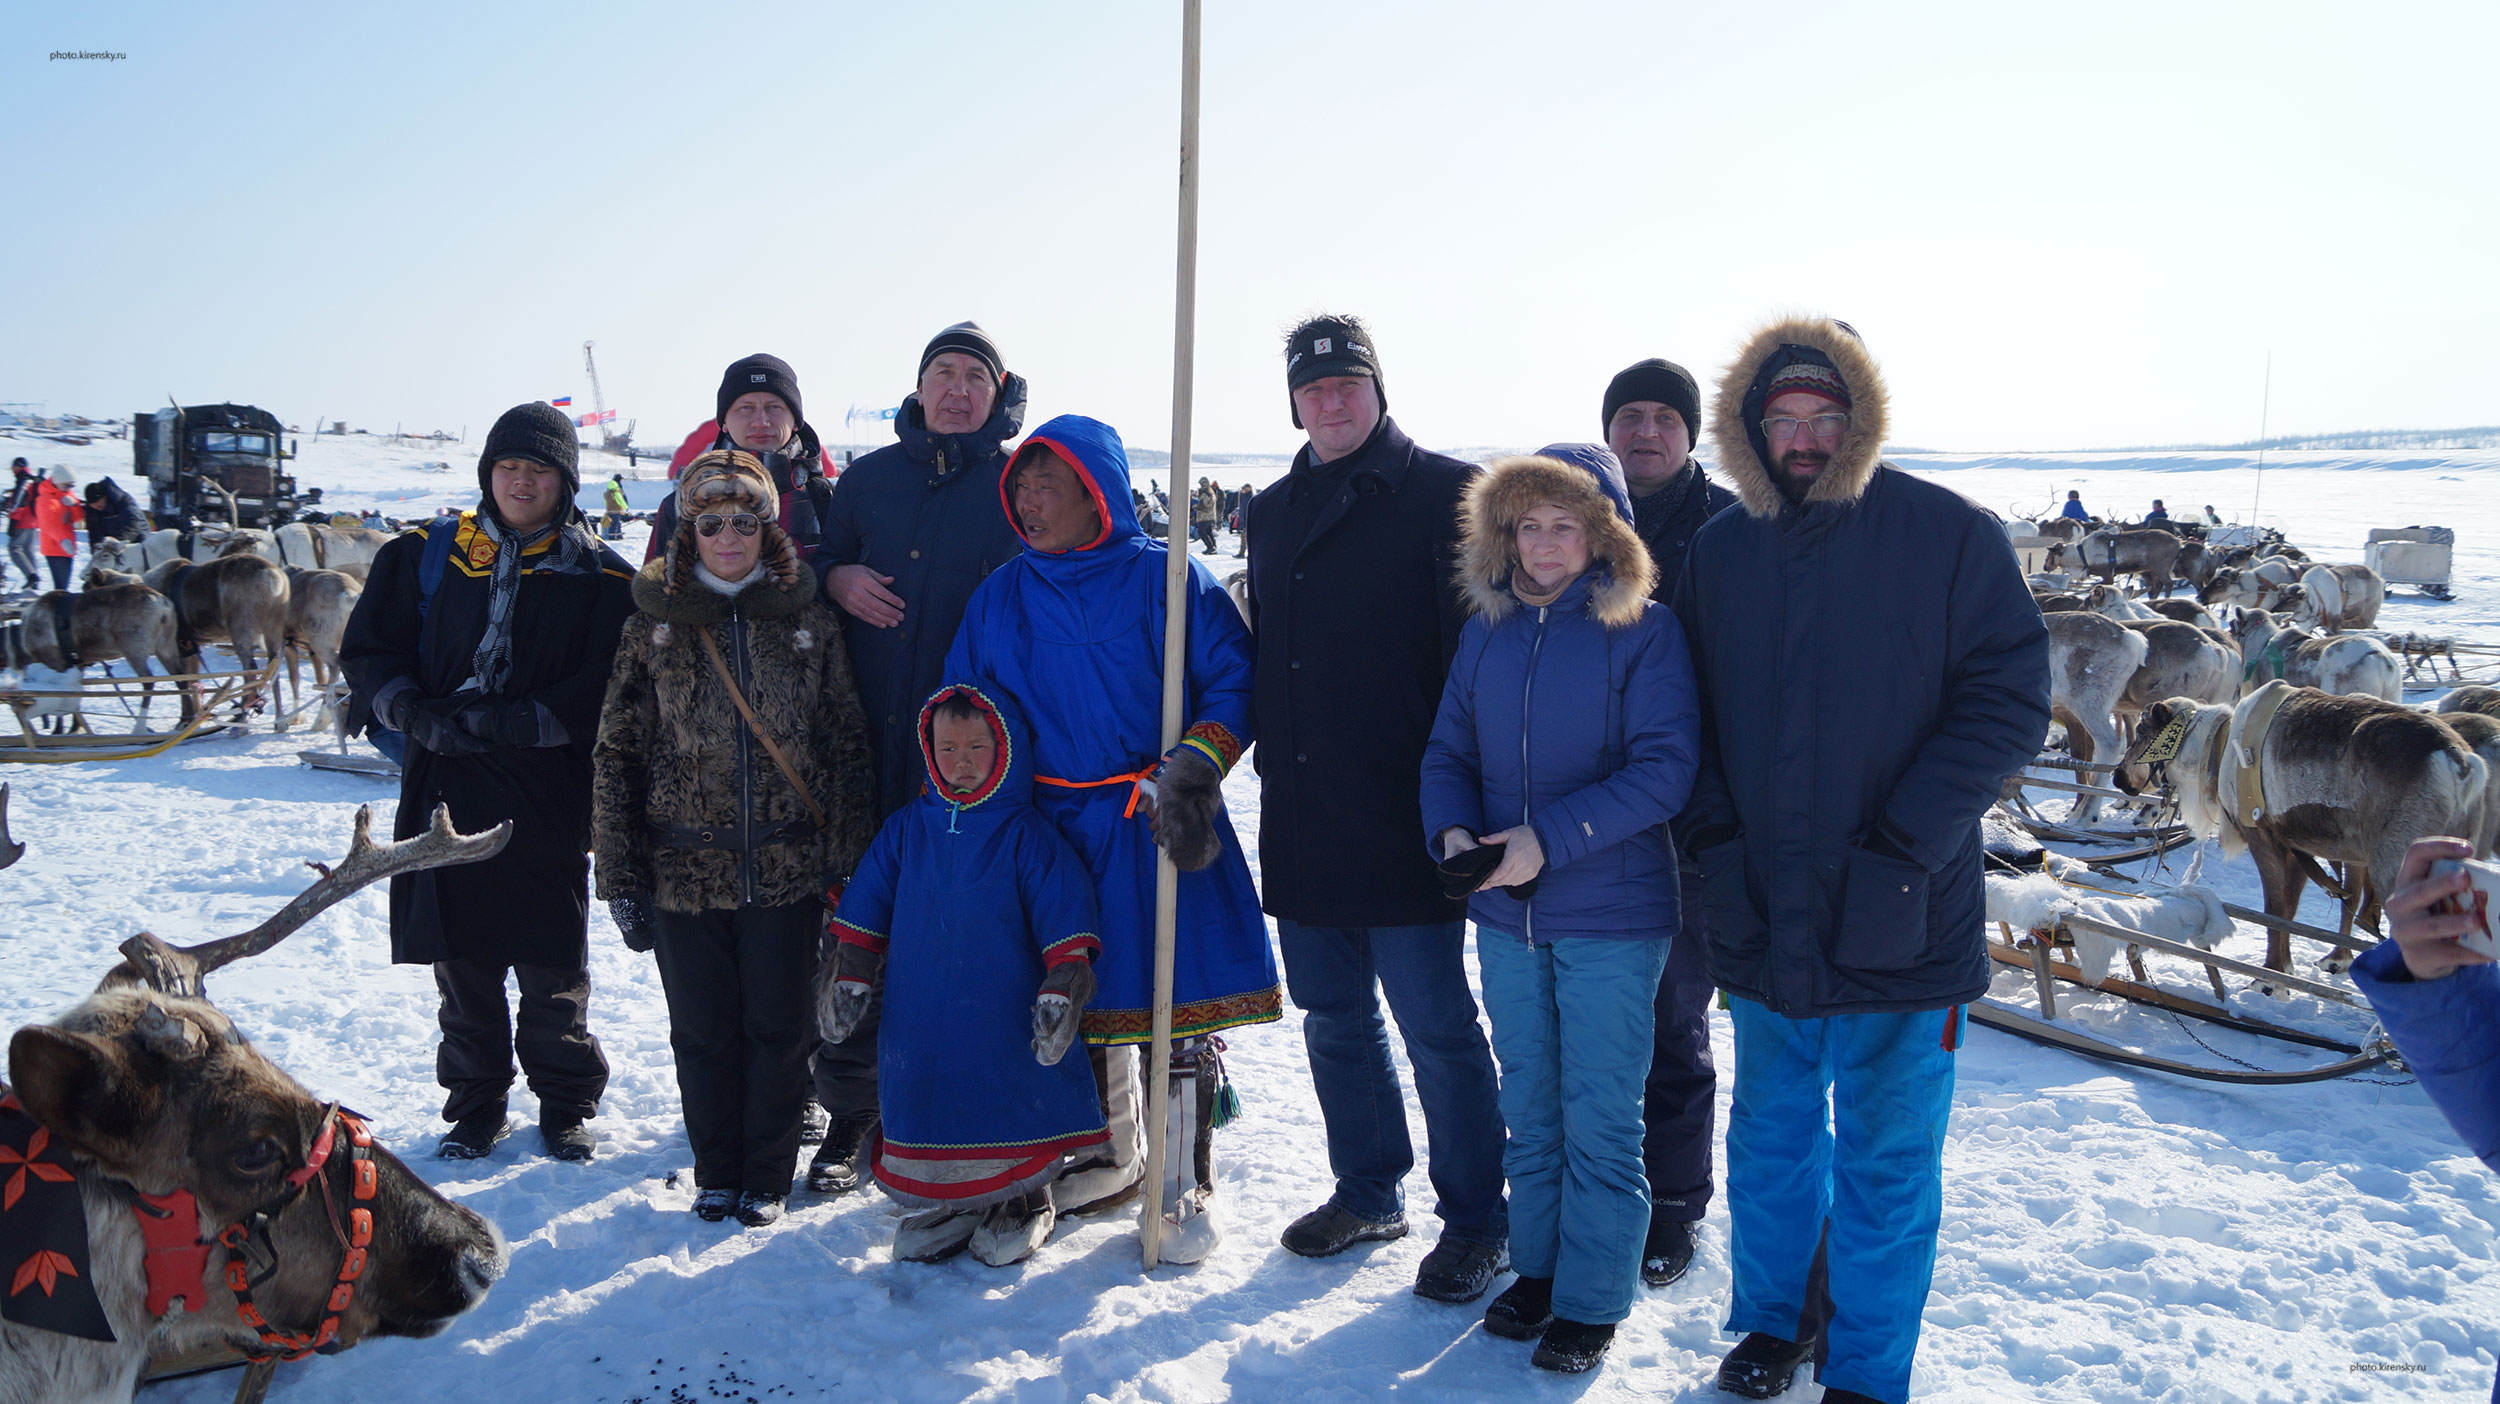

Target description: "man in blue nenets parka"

left=936, top=413, right=1281, bottom=1264
left=1673, top=317, right=2049, bottom=1404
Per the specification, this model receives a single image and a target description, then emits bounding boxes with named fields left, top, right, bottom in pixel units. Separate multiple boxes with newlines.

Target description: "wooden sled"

left=0, top=663, right=273, bottom=764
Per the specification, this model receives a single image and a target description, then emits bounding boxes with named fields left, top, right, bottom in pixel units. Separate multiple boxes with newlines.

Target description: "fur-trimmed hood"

left=1457, top=445, right=1655, bottom=629
left=1709, top=315, right=1891, bottom=519
left=629, top=554, right=817, bottom=626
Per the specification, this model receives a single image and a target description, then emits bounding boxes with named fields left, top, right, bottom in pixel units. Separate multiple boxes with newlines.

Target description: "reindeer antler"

left=0, top=783, right=23, bottom=872
left=110, top=804, right=511, bottom=998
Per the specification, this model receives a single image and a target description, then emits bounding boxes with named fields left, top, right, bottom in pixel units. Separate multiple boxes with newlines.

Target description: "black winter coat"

left=1676, top=315, right=2050, bottom=1019
left=1676, top=465, right=2049, bottom=1017
left=340, top=511, right=636, bottom=968
left=819, top=376, right=1029, bottom=816
left=1246, top=419, right=1475, bottom=928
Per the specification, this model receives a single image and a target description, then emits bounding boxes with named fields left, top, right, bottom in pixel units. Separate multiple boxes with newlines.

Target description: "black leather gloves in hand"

left=817, top=941, right=883, bottom=1045
left=456, top=698, right=566, bottom=748
left=401, top=697, right=493, bottom=756
left=1148, top=743, right=1224, bottom=872
left=608, top=892, right=657, bottom=952
left=1030, top=959, right=1097, bottom=1067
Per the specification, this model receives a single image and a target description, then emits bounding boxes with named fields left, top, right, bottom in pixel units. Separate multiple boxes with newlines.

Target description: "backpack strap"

left=416, top=513, right=462, bottom=623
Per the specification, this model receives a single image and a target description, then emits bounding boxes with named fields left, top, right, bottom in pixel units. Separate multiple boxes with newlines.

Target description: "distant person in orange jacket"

left=34, top=466, right=84, bottom=591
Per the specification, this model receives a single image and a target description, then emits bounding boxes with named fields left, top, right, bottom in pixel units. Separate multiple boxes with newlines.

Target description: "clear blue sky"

left=6, top=1, right=2493, bottom=455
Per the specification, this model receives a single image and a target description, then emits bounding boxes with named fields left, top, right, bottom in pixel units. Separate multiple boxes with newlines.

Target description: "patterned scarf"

left=0, top=1090, right=115, bottom=1342
left=468, top=507, right=599, bottom=696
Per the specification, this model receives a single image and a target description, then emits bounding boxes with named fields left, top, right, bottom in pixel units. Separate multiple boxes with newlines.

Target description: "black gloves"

left=608, top=892, right=657, bottom=953
left=401, top=697, right=492, bottom=756
left=1031, top=959, right=1096, bottom=1066
left=1148, top=744, right=1224, bottom=872
left=457, top=699, right=566, bottom=748
left=817, top=942, right=883, bottom=1044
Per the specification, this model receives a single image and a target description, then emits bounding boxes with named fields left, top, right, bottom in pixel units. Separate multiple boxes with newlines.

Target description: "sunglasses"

left=694, top=513, right=761, bottom=538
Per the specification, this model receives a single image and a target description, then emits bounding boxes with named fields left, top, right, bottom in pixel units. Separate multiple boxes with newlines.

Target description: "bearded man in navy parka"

left=1673, top=317, right=2049, bottom=1404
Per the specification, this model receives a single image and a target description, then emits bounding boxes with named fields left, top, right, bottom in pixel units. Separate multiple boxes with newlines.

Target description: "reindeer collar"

left=2229, top=680, right=2296, bottom=828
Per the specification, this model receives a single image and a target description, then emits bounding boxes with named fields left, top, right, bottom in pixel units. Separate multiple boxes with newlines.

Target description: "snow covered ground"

left=4, top=432, right=2498, bottom=1401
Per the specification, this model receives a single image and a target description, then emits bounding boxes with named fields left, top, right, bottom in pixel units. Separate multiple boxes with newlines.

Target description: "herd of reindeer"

left=2019, top=516, right=2498, bottom=978
left=1, top=509, right=2497, bottom=1403
left=5, top=517, right=388, bottom=736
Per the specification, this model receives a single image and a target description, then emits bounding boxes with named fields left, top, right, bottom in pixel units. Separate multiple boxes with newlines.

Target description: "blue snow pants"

left=1725, top=996, right=1959, bottom=1404
left=1477, top=929, right=1669, bottom=1325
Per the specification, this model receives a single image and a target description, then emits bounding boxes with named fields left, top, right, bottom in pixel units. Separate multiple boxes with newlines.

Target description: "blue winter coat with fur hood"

left=1420, top=443, right=1701, bottom=942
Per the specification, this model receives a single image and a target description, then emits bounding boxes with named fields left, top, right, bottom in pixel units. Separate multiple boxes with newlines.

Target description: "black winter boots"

left=807, top=1117, right=872, bottom=1195
left=1716, top=1331, right=1819, bottom=1399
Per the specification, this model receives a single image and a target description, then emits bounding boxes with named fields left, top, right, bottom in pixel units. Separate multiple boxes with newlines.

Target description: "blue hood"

left=1531, top=442, right=1637, bottom=527
left=997, top=413, right=1149, bottom=560
left=915, top=680, right=1034, bottom=822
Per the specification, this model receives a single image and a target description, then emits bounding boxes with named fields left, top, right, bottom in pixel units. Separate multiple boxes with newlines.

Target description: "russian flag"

left=551, top=396, right=573, bottom=408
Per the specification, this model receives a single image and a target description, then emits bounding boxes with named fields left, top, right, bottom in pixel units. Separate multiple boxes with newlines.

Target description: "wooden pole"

left=1139, top=0, right=1202, bottom=1272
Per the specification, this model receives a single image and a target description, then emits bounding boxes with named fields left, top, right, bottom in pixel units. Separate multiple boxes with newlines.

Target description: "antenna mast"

left=2248, top=351, right=2271, bottom=525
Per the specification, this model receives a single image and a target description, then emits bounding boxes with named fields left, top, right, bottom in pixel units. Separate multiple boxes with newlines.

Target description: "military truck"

left=131, top=403, right=301, bottom=527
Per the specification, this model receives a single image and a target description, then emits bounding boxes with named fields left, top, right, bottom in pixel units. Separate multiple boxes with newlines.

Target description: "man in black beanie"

left=1246, top=313, right=1510, bottom=1303
left=642, top=353, right=838, bottom=573
left=805, top=319, right=1030, bottom=1194
left=1597, top=356, right=1737, bottom=1292
left=341, top=400, right=637, bottom=1163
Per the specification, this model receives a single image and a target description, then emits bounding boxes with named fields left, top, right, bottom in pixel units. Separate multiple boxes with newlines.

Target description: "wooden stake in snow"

left=1139, top=0, right=1202, bottom=1272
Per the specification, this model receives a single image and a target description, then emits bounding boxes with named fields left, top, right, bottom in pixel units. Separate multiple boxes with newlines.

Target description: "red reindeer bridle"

left=132, top=1103, right=379, bottom=1363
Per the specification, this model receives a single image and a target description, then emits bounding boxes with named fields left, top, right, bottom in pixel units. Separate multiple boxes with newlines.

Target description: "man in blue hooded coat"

left=944, top=413, right=1281, bottom=1264
left=1674, top=318, right=2050, bottom=1404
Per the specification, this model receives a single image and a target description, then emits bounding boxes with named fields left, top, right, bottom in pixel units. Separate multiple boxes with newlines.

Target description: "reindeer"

left=213, top=522, right=396, bottom=578
left=85, top=530, right=188, bottom=581
left=2084, top=583, right=2163, bottom=622
left=2116, top=688, right=2488, bottom=976
left=2056, top=527, right=2191, bottom=598
left=1, top=806, right=510, bottom=1404
left=19, top=583, right=192, bottom=728
left=2145, top=597, right=2221, bottom=631
left=2438, top=686, right=2500, bottom=720
left=2031, top=517, right=2088, bottom=544
left=2438, top=712, right=2500, bottom=859
left=2229, top=608, right=2401, bottom=703
left=2045, top=611, right=2148, bottom=823
left=279, top=568, right=361, bottom=732
left=142, top=556, right=290, bottom=716
left=2291, top=562, right=2385, bottom=633
left=2118, top=620, right=2238, bottom=718
left=2199, top=554, right=2303, bottom=611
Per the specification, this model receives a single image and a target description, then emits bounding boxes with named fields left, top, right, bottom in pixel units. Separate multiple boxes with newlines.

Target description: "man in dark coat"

left=1245, top=314, right=1508, bottom=1304
left=80, top=476, right=145, bottom=546
left=641, top=354, right=838, bottom=569
left=1673, top=318, right=2049, bottom=1404
left=340, top=401, right=636, bottom=1163
left=1601, top=356, right=1738, bottom=1291
left=807, top=320, right=1029, bottom=1192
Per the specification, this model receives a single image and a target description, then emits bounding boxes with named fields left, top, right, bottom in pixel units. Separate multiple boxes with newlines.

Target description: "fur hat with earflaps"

left=1455, top=443, right=1655, bottom=630
left=665, top=449, right=802, bottom=594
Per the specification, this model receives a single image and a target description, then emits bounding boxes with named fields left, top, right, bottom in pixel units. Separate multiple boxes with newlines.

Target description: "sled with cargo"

left=2363, top=525, right=2454, bottom=601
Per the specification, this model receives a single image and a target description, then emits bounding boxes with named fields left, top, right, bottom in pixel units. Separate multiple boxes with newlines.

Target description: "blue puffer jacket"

left=1420, top=444, right=1700, bottom=942
left=1677, top=317, right=2051, bottom=1017
left=2352, top=941, right=2500, bottom=1173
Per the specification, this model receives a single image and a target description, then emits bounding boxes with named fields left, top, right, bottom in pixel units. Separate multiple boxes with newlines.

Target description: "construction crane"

left=579, top=340, right=636, bottom=452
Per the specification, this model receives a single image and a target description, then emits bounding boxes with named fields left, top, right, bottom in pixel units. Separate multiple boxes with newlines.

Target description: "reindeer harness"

left=2226, top=679, right=2296, bottom=828
left=0, top=1092, right=378, bottom=1363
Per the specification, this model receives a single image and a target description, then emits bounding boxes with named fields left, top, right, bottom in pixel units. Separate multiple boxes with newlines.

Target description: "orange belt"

left=1035, top=769, right=1152, bottom=818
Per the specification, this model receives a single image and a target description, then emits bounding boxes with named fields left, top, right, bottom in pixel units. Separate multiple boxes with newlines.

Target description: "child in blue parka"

left=818, top=682, right=1107, bottom=1267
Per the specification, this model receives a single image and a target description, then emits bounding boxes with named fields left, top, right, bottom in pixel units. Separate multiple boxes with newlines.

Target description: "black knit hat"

left=1601, top=359, right=1702, bottom=438
left=476, top=401, right=581, bottom=497
left=1284, top=314, right=1384, bottom=428
left=717, top=353, right=803, bottom=427
left=918, top=321, right=1005, bottom=382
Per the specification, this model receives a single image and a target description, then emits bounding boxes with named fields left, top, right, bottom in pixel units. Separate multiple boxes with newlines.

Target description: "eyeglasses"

left=694, top=512, right=761, bottom=538
left=1762, top=414, right=1850, bottom=443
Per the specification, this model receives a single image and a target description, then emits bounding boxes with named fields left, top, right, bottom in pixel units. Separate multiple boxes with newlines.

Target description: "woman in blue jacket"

left=1420, top=443, right=1700, bottom=1375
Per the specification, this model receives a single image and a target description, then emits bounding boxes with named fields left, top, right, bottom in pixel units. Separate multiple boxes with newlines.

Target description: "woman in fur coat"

left=592, top=450, right=875, bottom=1227
left=1419, top=443, right=1700, bottom=1375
